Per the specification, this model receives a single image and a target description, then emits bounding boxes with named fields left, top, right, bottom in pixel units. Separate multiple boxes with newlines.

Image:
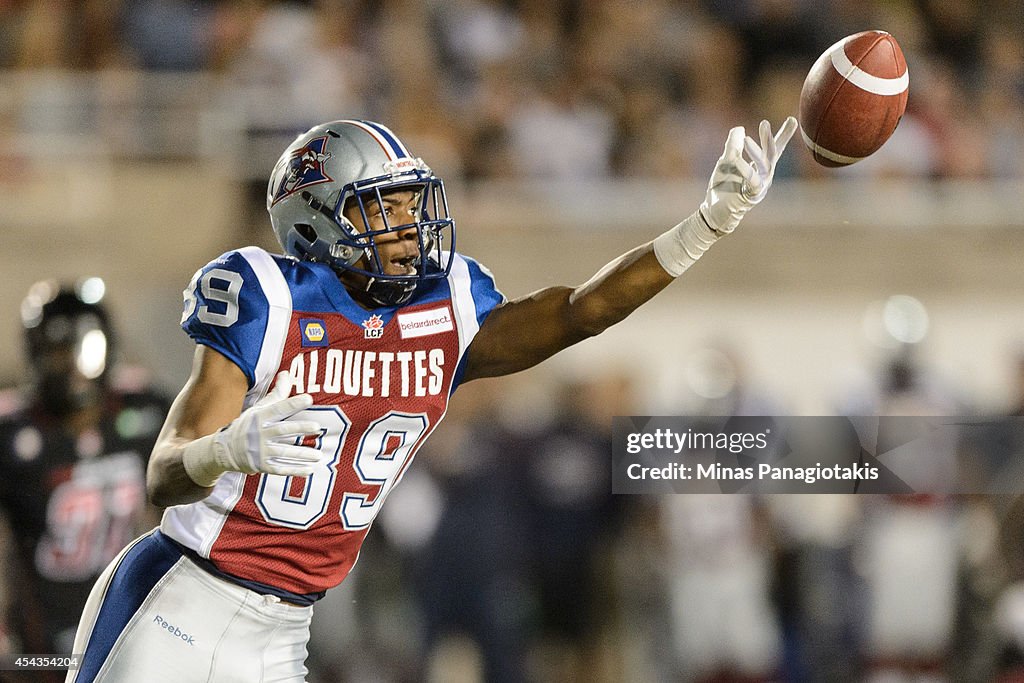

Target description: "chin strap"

left=331, top=263, right=417, bottom=307
left=364, top=276, right=416, bottom=306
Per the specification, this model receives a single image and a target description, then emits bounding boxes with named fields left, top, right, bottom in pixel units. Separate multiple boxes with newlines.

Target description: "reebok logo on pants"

left=153, top=615, right=195, bottom=645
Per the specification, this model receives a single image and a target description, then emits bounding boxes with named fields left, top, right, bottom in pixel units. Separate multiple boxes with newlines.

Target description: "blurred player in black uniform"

left=521, top=376, right=628, bottom=680
left=0, top=280, right=166, bottom=681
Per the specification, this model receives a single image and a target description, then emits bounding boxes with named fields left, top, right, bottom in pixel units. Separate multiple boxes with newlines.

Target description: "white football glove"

left=654, top=116, right=798, bottom=277
left=182, top=371, right=322, bottom=487
left=701, top=116, right=798, bottom=234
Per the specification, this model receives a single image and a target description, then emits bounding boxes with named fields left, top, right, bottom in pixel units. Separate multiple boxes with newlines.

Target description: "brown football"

left=799, top=31, right=909, bottom=167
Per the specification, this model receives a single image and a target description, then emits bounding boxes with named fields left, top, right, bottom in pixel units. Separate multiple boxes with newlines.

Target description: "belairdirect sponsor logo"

left=397, top=307, right=453, bottom=339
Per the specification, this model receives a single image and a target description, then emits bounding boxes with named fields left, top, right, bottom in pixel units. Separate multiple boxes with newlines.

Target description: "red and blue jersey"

left=161, top=246, right=503, bottom=595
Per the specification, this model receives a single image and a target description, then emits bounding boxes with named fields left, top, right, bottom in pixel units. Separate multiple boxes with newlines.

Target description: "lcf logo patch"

left=300, top=318, right=329, bottom=347
left=362, top=314, right=384, bottom=339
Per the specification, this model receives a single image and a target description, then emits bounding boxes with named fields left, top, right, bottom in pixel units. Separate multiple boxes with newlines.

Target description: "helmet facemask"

left=326, top=169, right=454, bottom=306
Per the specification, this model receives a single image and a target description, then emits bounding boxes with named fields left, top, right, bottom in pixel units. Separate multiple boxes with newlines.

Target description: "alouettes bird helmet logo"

left=270, top=136, right=333, bottom=206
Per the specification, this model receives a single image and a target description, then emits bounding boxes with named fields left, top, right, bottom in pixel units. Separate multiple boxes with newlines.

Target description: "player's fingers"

left=743, top=136, right=768, bottom=175
left=760, top=119, right=775, bottom=160
left=734, top=156, right=757, bottom=183
left=260, top=393, right=314, bottom=422
left=264, top=454, right=318, bottom=476
left=264, top=371, right=293, bottom=403
left=262, top=460, right=317, bottom=478
left=267, top=452, right=319, bottom=466
left=735, top=157, right=762, bottom=198
left=264, top=421, right=321, bottom=441
left=774, top=116, right=799, bottom=154
left=722, top=126, right=745, bottom=160
left=266, top=443, right=322, bottom=463
left=269, top=455, right=320, bottom=468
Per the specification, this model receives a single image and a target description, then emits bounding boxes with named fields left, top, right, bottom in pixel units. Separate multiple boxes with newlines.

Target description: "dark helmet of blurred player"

left=21, top=278, right=114, bottom=417
left=266, top=120, right=455, bottom=307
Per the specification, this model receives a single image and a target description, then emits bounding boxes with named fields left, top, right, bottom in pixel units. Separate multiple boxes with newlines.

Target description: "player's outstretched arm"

left=461, top=117, right=797, bottom=382
left=146, top=347, right=321, bottom=508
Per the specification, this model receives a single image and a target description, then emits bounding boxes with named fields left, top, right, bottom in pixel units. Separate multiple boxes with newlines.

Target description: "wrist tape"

left=652, top=210, right=722, bottom=277
left=181, top=433, right=227, bottom=488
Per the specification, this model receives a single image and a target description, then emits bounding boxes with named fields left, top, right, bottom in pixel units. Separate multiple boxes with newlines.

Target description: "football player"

left=0, top=281, right=166, bottom=682
left=68, top=116, right=797, bottom=682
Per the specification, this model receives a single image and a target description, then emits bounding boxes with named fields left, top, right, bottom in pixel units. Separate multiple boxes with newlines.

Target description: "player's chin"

left=343, top=262, right=416, bottom=284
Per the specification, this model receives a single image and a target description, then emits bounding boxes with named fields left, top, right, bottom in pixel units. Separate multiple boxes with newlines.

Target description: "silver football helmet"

left=267, top=120, right=455, bottom=306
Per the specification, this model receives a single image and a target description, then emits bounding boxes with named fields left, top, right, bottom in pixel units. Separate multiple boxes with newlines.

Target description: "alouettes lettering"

left=286, top=348, right=445, bottom=398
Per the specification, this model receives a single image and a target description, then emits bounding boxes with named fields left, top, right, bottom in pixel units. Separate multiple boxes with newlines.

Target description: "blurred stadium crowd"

left=0, top=0, right=1022, bottom=181
left=1, top=1, right=1024, bottom=682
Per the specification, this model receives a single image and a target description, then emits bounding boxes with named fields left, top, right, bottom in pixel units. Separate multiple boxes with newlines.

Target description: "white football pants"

left=66, top=529, right=313, bottom=682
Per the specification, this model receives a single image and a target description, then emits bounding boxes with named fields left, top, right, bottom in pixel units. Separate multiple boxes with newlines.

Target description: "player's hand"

left=700, top=116, right=797, bottom=235
left=182, top=371, right=321, bottom=486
